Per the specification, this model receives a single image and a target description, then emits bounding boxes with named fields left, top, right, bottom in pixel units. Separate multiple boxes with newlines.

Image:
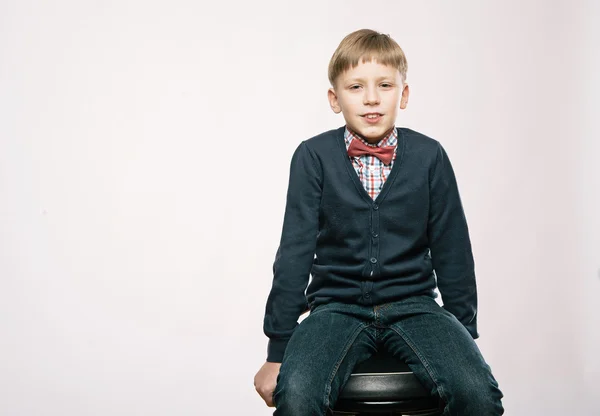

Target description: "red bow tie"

left=347, top=139, right=395, bottom=165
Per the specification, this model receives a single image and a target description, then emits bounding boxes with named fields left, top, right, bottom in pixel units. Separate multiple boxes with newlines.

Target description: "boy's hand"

left=254, top=361, right=282, bottom=407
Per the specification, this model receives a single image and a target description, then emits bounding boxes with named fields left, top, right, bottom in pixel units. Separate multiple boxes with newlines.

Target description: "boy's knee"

left=273, top=377, right=330, bottom=415
left=443, top=376, right=504, bottom=415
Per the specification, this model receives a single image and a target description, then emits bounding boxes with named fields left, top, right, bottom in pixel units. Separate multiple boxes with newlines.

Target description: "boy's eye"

left=381, top=83, right=392, bottom=88
left=349, top=85, right=361, bottom=90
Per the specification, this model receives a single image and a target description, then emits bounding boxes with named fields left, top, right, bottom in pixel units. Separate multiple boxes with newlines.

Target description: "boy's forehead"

left=340, top=60, right=401, bottom=80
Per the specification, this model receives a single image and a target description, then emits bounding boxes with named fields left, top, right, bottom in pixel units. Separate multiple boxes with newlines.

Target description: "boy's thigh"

left=275, top=303, right=377, bottom=406
left=380, top=296, right=497, bottom=396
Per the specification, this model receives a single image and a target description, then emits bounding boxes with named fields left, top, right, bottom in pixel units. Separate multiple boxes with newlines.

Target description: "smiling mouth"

left=363, top=113, right=382, bottom=119
left=362, top=114, right=383, bottom=123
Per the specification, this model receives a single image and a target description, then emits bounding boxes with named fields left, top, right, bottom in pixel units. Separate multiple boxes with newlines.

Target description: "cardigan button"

left=370, top=257, right=378, bottom=264
left=373, top=204, right=379, bottom=210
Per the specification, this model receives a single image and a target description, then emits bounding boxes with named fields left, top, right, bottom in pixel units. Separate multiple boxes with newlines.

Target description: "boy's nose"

left=363, top=89, right=380, bottom=105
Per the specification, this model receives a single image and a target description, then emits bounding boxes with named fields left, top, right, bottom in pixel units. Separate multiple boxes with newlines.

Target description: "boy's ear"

left=328, top=88, right=342, bottom=114
left=400, top=83, right=410, bottom=109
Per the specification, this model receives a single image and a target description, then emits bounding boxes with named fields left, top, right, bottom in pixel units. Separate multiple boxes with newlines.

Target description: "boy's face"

left=328, top=59, right=409, bottom=144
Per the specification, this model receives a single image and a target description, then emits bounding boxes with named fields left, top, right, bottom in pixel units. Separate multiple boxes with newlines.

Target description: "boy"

left=254, top=29, right=504, bottom=415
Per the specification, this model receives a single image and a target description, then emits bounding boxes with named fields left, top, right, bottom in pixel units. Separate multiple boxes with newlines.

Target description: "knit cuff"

left=267, top=338, right=290, bottom=363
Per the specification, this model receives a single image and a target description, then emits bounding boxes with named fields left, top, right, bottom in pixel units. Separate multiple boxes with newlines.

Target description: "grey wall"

left=1, top=1, right=597, bottom=414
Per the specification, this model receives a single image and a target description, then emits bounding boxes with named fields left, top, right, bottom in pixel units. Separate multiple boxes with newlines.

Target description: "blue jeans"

left=273, top=295, right=504, bottom=415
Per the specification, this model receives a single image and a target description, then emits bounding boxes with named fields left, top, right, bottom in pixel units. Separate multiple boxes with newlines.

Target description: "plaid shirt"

left=344, top=126, right=398, bottom=200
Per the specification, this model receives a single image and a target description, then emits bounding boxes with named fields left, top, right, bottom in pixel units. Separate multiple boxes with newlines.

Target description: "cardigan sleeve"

left=263, top=141, right=323, bottom=362
left=427, top=142, right=479, bottom=339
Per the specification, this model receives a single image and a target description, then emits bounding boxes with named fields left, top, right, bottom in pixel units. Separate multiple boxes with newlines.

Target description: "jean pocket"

left=308, top=299, right=337, bottom=315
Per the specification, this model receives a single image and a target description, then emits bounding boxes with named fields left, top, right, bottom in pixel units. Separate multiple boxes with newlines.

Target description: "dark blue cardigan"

left=264, top=126, right=478, bottom=362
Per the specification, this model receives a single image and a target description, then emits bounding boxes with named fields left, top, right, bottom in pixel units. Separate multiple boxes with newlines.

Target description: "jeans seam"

left=388, top=324, right=448, bottom=405
left=321, top=322, right=369, bottom=416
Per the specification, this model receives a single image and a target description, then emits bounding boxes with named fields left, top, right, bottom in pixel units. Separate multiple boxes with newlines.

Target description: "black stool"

left=332, top=350, right=441, bottom=415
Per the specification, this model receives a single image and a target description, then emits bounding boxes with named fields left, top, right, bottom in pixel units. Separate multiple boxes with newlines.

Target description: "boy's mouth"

left=362, top=113, right=383, bottom=123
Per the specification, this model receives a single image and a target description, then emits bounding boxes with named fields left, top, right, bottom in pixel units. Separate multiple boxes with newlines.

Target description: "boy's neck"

left=347, top=126, right=395, bottom=145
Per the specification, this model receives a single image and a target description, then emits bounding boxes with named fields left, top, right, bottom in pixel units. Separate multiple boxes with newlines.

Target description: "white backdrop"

left=1, top=1, right=598, bottom=415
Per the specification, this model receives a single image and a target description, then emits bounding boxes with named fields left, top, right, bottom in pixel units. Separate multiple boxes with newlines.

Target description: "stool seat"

left=333, top=350, right=440, bottom=415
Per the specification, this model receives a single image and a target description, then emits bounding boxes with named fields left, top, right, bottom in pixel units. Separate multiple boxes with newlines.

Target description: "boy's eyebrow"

left=344, top=76, right=395, bottom=83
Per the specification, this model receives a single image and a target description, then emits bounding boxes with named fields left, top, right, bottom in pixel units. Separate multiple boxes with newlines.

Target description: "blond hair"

left=328, top=29, right=408, bottom=87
